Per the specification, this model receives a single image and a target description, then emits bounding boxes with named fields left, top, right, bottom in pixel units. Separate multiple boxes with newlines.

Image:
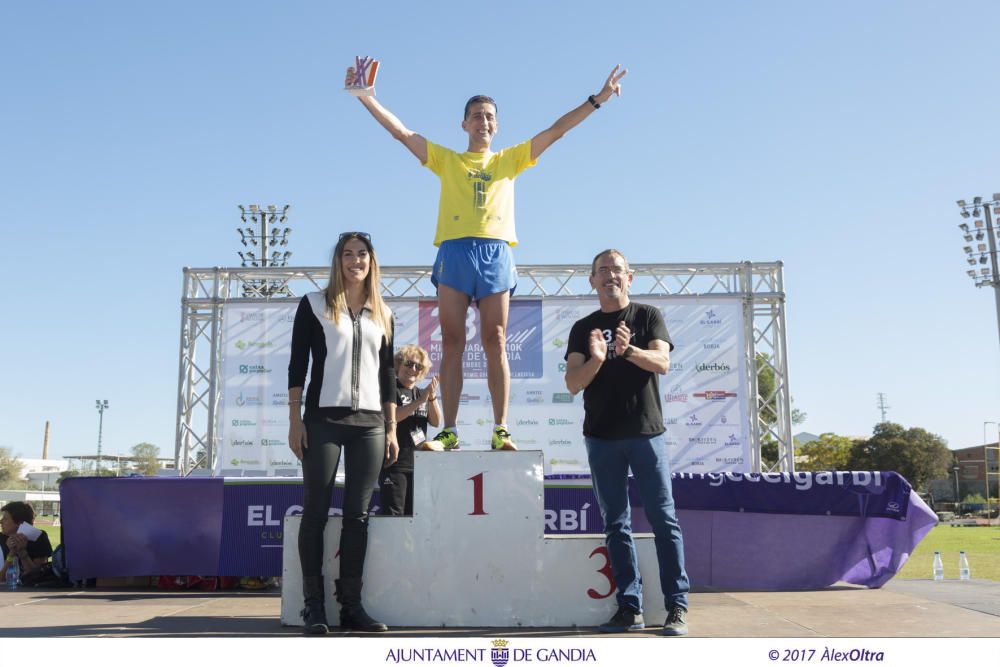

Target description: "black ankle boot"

left=335, top=577, right=388, bottom=632
left=301, top=575, right=329, bottom=635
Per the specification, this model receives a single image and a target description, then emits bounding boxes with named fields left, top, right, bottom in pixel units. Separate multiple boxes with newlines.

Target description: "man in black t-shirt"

left=564, top=249, right=690, bottom=637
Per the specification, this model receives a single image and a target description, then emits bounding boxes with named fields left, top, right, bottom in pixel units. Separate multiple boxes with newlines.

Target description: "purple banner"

left=545, top=471, right=912, bottom=534
left=218, top=480, right=346, bottom=576
left=62, top=471, right=923, bottom=588
left=61, top=477, right=223, bottom=578
left=670, top=471, right=911, bottom=520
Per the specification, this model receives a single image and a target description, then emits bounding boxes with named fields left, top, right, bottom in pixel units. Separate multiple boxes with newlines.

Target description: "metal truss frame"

left=175, top=262, right=792, bottom=474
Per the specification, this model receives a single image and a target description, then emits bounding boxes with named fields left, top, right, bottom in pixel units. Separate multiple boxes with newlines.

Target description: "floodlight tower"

left=955, top=195, right=1000, bottom=350
left=95, top=399, right=109, bottom=475
left=237, top=204, right=292, bottom=297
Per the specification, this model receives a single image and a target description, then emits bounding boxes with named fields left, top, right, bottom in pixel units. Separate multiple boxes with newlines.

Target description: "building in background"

left=9, top=457, right=69, bottom=487
left=928, top=442, right=999, bottom=502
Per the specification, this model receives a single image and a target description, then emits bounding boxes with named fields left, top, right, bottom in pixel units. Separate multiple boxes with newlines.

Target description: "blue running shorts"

left=432, top=237, right=518, bottom=301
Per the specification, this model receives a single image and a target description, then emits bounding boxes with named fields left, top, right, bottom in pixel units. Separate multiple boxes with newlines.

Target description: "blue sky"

left=3, top=1, right=999, bottom=463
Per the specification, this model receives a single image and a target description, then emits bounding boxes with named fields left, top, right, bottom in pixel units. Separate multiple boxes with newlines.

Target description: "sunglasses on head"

left=339, top=231, right=372, bottom=244
left=402, top=360, right=425, bottom=372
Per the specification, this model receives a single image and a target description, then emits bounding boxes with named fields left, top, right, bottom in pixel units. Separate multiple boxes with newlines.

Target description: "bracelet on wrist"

left=587, top=94, right=601, bottom=109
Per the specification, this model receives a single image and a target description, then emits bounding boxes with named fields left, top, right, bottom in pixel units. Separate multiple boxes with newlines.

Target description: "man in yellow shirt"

left=348, top=64, right=628, bottom=451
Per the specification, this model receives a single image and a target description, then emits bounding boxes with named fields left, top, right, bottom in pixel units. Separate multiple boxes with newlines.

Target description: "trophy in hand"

left=345, top=56, right=379, bottom=97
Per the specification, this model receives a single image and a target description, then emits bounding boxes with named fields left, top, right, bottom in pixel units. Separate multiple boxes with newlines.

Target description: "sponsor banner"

left=671, top=470, right=912, bottom=520
left=217, top=296, right=750, bottom=475
left=541, top=296, right=750, bottom=474
left=418, top=299, right=543, bottom=379
left=217, top=302, right=299, bottom=476
left=655, top=298, right=750, bottom=474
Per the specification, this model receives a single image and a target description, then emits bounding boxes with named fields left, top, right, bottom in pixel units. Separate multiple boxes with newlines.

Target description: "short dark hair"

left=1, top=501, right=35, bottom=525
left=590, top=249, right=630, bottom=276
left=464, top=95, right=497, bottom=119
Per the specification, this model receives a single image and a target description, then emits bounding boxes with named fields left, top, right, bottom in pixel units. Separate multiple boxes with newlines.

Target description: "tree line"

left=0, top=442, right=162, bottom=487
left=794, top=423, right=952, bottom=491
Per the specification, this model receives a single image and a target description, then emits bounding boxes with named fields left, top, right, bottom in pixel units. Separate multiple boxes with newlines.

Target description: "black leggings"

left=298, top=418, right=384, bottom=578
left=378, top=466, right=414, bottom=516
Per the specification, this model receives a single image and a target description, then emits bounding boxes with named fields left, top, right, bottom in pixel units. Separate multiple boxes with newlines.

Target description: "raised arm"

left=347, top=67, right=428, bottom=164
left=530, top=65, right=628, bottom=161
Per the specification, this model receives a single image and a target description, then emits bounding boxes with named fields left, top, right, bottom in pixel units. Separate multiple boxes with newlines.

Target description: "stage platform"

left=0, top=579, right=998, bottom=638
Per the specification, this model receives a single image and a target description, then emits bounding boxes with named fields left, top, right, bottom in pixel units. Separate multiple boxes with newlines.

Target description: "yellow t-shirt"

left=424, top=140, right=537, bottom=247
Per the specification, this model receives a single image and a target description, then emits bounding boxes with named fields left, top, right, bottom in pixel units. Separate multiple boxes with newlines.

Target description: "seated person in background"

left=379, top=344, right=441, bottom=516
left=1, top=501, right=53, bottom=579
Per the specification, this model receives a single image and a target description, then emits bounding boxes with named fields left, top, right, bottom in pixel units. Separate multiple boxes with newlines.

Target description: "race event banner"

left=216, top=295, right=749, bottom=475
left=217, top=303, right=300, bottom=476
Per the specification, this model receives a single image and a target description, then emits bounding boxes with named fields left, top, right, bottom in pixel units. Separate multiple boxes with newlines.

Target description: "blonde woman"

left=379, top=344, right=441, bottom=516
left=288, top=231, right=396, bottom=634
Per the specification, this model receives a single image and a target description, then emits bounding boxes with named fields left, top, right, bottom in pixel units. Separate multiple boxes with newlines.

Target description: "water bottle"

left=5, top=556, right=19, bottom=591
left=932, top=551, right=944, bottom=581
left=959, top=551, right=970, bottom=581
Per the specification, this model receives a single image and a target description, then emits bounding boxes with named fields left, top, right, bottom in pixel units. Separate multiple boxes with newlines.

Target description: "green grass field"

left=35, top=516, right=60, bottom=550
left=896, top=524, right=1000, bottom=582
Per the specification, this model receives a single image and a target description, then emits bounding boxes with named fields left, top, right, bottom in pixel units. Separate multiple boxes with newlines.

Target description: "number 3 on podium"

left=587, top=546, right=616, bottom=599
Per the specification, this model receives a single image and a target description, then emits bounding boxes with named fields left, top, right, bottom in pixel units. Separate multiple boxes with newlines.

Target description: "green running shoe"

left=429, top=428, right=460, bottom=451
left=491, top=426, right=517, bottom=450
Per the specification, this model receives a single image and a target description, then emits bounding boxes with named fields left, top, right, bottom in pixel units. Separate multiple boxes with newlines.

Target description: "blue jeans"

left=585, top=433, right=689, bottom=613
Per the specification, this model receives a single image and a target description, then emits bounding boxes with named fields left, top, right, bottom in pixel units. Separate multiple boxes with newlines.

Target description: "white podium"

left=280, top=451, right=667, bottom=627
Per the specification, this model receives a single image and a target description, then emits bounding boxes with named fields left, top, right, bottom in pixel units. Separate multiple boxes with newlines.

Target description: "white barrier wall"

left=280, top=451, right=668, bottom=627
